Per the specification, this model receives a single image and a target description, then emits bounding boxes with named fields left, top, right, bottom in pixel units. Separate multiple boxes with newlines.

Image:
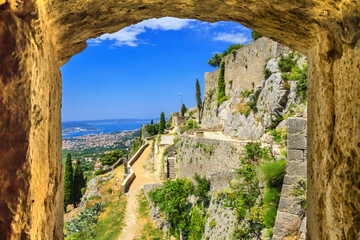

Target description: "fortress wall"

left=204, top=38, right=290, bottom=96
left=175, top=135, right=247, bottom=179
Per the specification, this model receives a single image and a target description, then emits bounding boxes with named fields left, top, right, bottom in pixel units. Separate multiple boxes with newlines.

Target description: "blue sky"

left=61, top=18, right=252, bottom=121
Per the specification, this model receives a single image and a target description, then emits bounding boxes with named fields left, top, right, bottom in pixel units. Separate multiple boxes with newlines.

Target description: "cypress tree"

left=151, top=119, right=153, bottom=125
left=159, top=112, right=166, bottom=134
left=181, top=104, right=187, bottom=117
left=64, top=152, right=74, bottom=212
left=196, top=78, right=202, bottom=123
left=73, top=158, right=86, bottom=207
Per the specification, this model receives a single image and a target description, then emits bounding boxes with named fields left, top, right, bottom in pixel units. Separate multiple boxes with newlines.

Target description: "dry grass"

left=137, top=190, right=164, bottom=240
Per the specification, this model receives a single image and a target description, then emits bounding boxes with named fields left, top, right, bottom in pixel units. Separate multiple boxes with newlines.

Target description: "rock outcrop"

left=202, top=48, right=307, bottom=139
left=0, top=0, right=359, bottom=239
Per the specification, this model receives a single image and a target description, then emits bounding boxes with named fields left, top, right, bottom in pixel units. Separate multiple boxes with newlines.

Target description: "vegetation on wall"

left=278, top=52, right=297, bottom=73
left=291, top=178, right=307, bottom=209
left=217, top=61, right=226, bottom=108
left=179, top=119, right=199, bottom=134
left=149, top=174, right=210, bottom=239
left=251, top=31, right=262, bottom=41
left=278, top=52, right=308, bottom=101
left=212, top=142, right=286, bottom=239
left=207, top=43, right=245, bottom=68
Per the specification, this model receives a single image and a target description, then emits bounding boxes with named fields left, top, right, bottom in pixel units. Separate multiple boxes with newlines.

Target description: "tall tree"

left=196, top=78, right=202, bottom=123
left=64, top=152, right=74, bottom=212
left=159, top=112, right=166, bottom=134
left=151, top=119, right=153, bottom=125
left=181, top=104, right=187, bottom=117
left=73, top=158, right=86, bottom=207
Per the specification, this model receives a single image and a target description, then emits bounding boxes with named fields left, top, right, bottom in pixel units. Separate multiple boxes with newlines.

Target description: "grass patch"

left=138, top=190, right=164, bottom=240
left=93, top=195, right=127, bottom=240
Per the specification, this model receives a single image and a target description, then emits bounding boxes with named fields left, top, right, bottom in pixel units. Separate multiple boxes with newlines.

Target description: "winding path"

left=118, top=142, right=162, bottom=240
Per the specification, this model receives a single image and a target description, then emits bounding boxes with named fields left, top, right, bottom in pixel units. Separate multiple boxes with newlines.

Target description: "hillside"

left=143, top=37, right=308, bottom=240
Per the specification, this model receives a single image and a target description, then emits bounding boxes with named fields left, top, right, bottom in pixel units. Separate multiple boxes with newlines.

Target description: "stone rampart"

left=175, top=135, right=247, bottom=179
left=273, top=117, right=307, bottom=239
left=121, top=139, right=150, bottom=193
left=204, top=37, right=289, bottom=95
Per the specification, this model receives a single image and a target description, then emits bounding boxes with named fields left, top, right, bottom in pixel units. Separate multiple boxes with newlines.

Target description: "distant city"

left=62, top=131, right=134, bottom=150
left=61, top=118, right=151, bottom=150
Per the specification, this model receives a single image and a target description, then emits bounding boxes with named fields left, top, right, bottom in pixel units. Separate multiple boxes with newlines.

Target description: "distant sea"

left=62, top=119, right=156, bottom=138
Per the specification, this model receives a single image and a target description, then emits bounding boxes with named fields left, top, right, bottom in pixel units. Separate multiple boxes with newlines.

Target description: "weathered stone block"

left=288, top=117, right=306, bottom=133
left=288, top=133, right=307, bottom=150
left=288, top=149, right=304, bottom=161
left=283, top=175, right=298, bottom=185
left=278, top=197, right=293, bottom=211
left=286, top=161, right=307, bottom=177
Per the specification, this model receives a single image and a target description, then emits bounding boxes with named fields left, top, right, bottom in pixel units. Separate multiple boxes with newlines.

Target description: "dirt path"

left=118, top=143, right=163, bottom=240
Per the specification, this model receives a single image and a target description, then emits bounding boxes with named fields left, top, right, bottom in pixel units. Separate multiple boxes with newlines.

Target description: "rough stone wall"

left=175, top=135, right=246, bottom=179
left=273, top=117, right=307, bottom=239
left=202, top=199, right=238, bottom=240
left=204, top=38, right=289, bottom=95
left=0, top=6, right=64, bottom=239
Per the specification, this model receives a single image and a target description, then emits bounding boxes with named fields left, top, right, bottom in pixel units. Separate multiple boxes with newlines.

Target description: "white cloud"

left=88, top=17, right=194, bottom=47
left=212, top=32, right=249, bottom=44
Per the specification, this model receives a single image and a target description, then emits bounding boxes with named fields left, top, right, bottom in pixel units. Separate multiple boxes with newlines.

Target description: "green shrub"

left=165, top=122, right=172, bottom=129
left=193, top=173, right=210, bottom=205
left=291, top=178, right=307, bottom=209
left=295, top=64, right=307, bottom=100
left=269, top=115, right=284, bottom=129
left=148, top=178, right=192, bottom=239
left=264, top=68, right=272, bottom=80
left=278, top=53, right=296, bottom=72
left=94, top=170, right=102, bottom=176
left=283, top=81, right=291, bottom=90
left=251, top=31, right=262, bottom=41
left=262, top=188, right=281, bottom=206
left=247, top=95, right=258, bottom=113
left=146, top=124, right=159, bottom=136
left=263, top=206, right=277, bottom=228
left=261, top=160, right=287, bottom=188
left=207, top=44, right=245, bottom=67
left=268, top=127, right=287, bottom=145
left=241, top=89, right=252, bottom=98
left=188, top=207, right=206, bottom=240
left=65, top=203, right=103, bottom=238
left=102, top=149, right=123, bottom=166
left=209, top=220, right=216, bottom=229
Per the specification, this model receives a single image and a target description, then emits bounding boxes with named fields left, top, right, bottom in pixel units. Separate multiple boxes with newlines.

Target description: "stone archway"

left=0, top=0, right=359, bottom=239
